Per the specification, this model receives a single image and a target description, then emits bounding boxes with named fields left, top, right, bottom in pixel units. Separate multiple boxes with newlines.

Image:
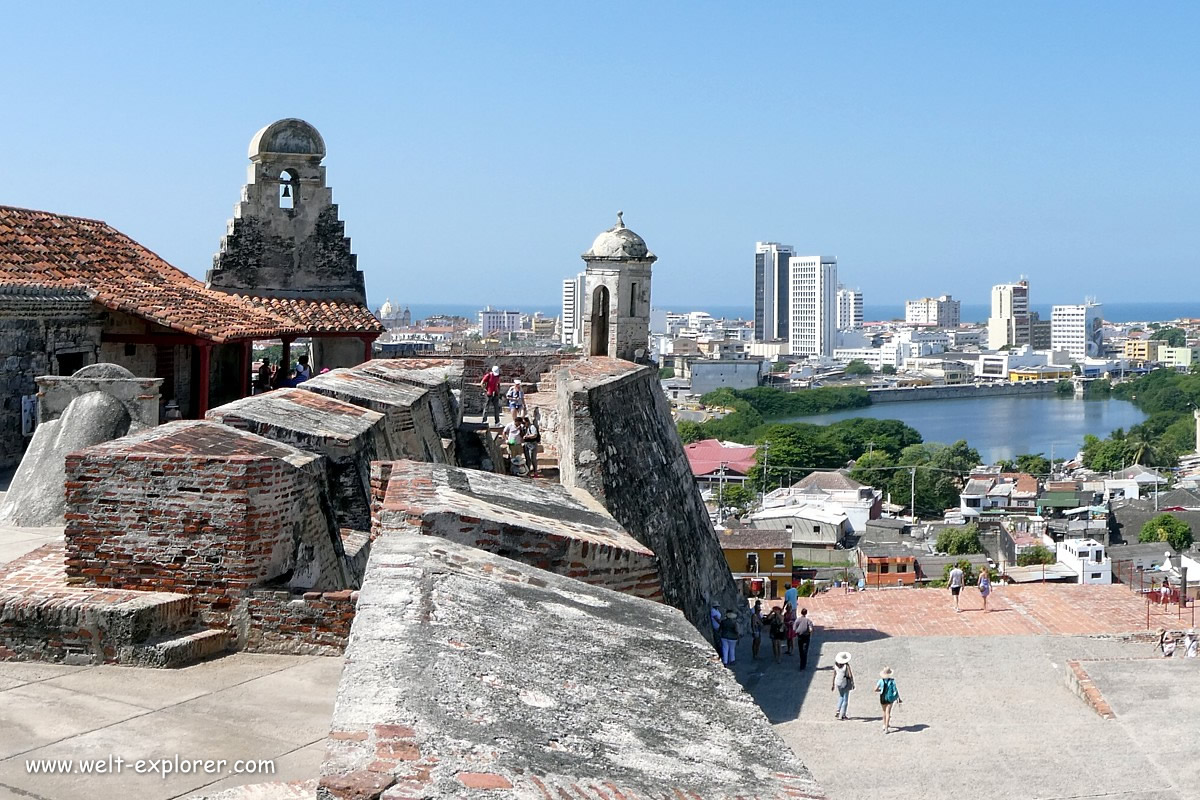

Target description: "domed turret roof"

left=583, top=212, right=656, bottom=261
left=379, top=298, right=395, bottom=318
left=248, top=119, right=326, bottom=161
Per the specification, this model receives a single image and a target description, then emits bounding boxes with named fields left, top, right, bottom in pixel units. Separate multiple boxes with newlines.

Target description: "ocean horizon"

left=396, top=301, right=1199, bottom=325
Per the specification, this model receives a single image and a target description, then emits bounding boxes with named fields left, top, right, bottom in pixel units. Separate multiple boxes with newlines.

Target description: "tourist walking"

left=503, top=417, right=525, bottom=475
left=1159, top=628, right=1177, bottom=657
left=521, top=415, right=541, bottom=477
left=710, top=604, right=723, bottom=657
left=295, top=354, right=312, bottom=382
left=978, top=568, right=992, bottom=612
left=794, top=607, right=814, bottom=669
left=480, top=366, right=502, bottom=425
left=832, top=651, right=854, bottom=720
left=255, top=360, right=272, bottom=394
left=875, top=667, right=902, bottom=733
left=750, top=600, right=763, bottom=660
left=506, top=379, right=526, bottom=420
left=784, top=582, right=798, bottom=611
left=1186, top=629, right=1199, bottom=659
left=768, top=607, right=786, bottom=663
left=784, top=604, right=797, bottom=655
left=718, top=609, right=739, bottom=666
left=948, top=564, right=965, bottom=612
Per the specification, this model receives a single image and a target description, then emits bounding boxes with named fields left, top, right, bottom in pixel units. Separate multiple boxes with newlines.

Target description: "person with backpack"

left=506, top=379, right=526, bottom=420
left=521, top=415, right=541, bottom=477
left=479, top=366, right=502, bottom=425
left=875, top=666, right=903, bottom=733
left=767, top=607, right=787, bottom=663
left=831, top=651, right=854, bottom=720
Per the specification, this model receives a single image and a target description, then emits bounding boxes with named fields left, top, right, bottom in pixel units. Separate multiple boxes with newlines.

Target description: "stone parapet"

left=317, top=535, right=824, bottom=800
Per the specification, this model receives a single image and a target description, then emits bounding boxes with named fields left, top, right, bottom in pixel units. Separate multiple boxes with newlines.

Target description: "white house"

left=1056, top=538, right=1112, bottom=584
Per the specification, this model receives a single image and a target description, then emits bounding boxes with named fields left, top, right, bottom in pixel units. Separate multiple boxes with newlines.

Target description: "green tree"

left=881, top=364, right=897, bottom=375
left=1150, top=327, right=1187, bottom=347
left=1017, top=544, right=1056, bottom=566
left=1014, top=453, right=1051, bottom=475
left=718, top=483, right=756, bottom=514
left=1139, top=513, right=1194, bottom=551
left=844, top=359, right=873, bottom=376
left=771, top=361, right=791, bottom=372
left=747, top=424, right=843, bottom=490
left=676, top=420, right=703, bottom=444
left=848, top=449, right=896, bottom=490
left=658, top=367, right=675, bottom=379
left=1081, top=432, right=1133, bottom=473
left=935, top=523, right=985, bottom=555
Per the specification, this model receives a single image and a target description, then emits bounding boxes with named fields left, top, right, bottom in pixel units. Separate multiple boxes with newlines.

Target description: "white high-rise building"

left=905, top=294, right=961, bottom=327
left=479, top=307, right=522, bottom=337
left=754, top=242, right=795, bottom=343
left=788, top=255, right=837, bottom=357
left=1051, top=301, right=1104, bottom=361
left=836, top=286, right=863, bottom=330
left=987, top=280, right=1031, bottom=350
left=561, top=272, right=585, bottom=346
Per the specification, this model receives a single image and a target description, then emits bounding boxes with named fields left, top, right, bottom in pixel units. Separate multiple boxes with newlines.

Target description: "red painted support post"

left=239, top=341, right=251, bottom=399
left=362, top=336, right=375, bottom=363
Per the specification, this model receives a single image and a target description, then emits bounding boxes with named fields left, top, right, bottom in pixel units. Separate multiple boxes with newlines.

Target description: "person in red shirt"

left=480, top=366, right=502, bottom=425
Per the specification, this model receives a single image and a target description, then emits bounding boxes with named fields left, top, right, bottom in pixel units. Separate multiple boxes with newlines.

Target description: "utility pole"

left=717, top=462, right=728, bottom=523
left=760, top=441, right=770, bottom=508
left=866, top=440, right=875, bottom=456
left=910, top=467, right=917, bottom=525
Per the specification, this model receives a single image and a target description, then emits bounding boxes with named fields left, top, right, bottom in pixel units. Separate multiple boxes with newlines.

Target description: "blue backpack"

left=881, top=678, right=899, bottom=703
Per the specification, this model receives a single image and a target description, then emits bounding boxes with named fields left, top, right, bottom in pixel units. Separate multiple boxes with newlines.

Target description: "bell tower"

left=206, top=118, right=365, bottom=304
left=581, top=212, right=656, bottom=363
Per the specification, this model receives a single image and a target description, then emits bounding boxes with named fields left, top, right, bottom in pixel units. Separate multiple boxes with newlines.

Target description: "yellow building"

left=718, top=529, right=793, bottom=600
left=1010, top=365, right=1073, bottom=382
left=1123, top=339, right=1160, bottom=363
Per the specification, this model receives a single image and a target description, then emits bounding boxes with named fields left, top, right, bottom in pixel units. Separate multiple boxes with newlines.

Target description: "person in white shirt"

left=948, top=565, right=965, bottom=612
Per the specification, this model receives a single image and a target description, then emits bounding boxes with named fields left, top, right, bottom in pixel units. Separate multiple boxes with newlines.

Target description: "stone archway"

left=590, top=285, right=610, bottom=356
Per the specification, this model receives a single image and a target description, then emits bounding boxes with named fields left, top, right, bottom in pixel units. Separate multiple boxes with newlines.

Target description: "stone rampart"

left=302, top=369, right=447, bottom=463
left=317, top=535, right=824, bottom=800
left=554, top=358, right=741, bottom=631
left=63, top=421, right=349, bottom=626
left=206, top=388, right=386, bottom=531
left=458, top=353, right=578, bottom=416
left=868, top=380, right=1058, bottom=402
left=371, top=460, right=662, bottom=601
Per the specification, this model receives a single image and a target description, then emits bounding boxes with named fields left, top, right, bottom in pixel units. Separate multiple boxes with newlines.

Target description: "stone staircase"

left=0, top=543, right=232, bottom=667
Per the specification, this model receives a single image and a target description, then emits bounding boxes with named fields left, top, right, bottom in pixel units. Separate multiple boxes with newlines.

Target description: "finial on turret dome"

left=616, top=210, right=624, bottom=229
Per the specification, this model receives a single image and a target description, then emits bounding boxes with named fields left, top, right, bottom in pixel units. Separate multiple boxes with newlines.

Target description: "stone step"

left=124, top=628, right=233, bottom=668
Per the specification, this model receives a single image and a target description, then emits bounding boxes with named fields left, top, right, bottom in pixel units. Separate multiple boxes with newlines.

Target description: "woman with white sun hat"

left=831, top=651, right=854, bottom=720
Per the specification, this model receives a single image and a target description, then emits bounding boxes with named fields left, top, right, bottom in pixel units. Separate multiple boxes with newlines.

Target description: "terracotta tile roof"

left=245, top=295, right=383, bottom=334
left=0, top=205, right=380, bottom=342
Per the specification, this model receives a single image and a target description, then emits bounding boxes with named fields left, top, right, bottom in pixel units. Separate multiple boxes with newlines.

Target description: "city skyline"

left=3, top=3, right=1199, bottom=310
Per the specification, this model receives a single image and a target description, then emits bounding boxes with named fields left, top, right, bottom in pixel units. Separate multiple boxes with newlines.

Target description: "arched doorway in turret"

left=590, top=285, right=610, bottom=356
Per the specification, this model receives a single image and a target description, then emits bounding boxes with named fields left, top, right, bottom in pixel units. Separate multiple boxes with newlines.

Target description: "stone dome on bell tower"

left=581, top=212, right=656, bottom=364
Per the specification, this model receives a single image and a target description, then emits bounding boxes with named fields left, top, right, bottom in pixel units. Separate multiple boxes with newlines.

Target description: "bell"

left=281, top=184, right=291, bottom=198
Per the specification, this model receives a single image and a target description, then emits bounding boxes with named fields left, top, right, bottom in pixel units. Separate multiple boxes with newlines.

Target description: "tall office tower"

left=754, top=242, right=795, bottom=342
left=1051, top=301, right=1104, bottom=360
left=986, top=280, right=1031, bottom=350
left=905, top=294, right=961, bottom=327
left=836, top=285, right=864, bottom=329
left=788, top=255, right=838, bottom=357
left=561, top=272, right=585, bottom=346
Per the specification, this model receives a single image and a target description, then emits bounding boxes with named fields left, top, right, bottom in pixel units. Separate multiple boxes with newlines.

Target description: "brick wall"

left=459, top=353, right=578, bottom=415
left=63, top=422, right=350, bottom=626
left=242, top=588, right=358, bottom=656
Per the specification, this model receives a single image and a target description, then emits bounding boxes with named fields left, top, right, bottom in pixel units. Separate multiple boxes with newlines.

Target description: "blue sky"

left=2, top=2, right=1198, bottom=310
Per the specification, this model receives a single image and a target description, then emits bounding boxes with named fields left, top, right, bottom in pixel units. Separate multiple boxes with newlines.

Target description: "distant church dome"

left=583, top=211, right=655, bottom=261
left=379, top=298, right=395, bottom=318
left=248, top=118, right=326, bottom=161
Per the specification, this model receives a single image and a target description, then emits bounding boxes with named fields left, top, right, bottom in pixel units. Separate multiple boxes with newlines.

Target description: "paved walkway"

left=793, top=582, right=1187, bottom=637
left=0, top=654, right=342, bottom=800
left=733, top=633, right=1187, bottom=800
left=0, top=525, right=61, bottom=567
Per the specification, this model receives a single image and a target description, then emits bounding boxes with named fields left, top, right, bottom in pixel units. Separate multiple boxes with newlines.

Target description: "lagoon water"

left=779, top=394, right=1146, bottom=464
